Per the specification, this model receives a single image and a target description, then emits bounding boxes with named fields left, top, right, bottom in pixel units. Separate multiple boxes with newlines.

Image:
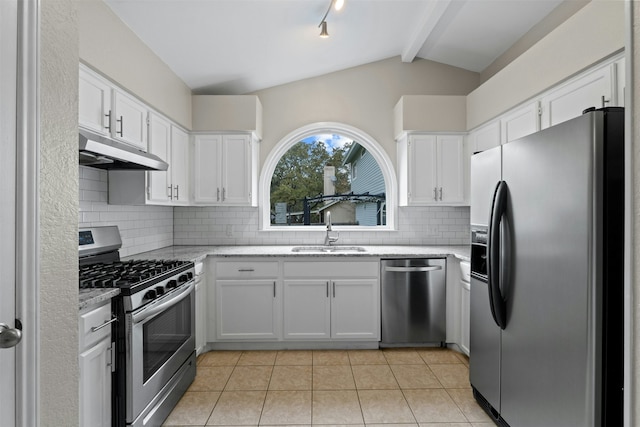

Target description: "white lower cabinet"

left=195, top=261, right=207, bottom=354
left=212, top=258, right=380, bottom=343
left=214, top=260, right=280, bottom=340
left=217, top=279, right=279, bottom=339
left=459, top=261, right=471, bottom=356
left=283, top=261, right=380, bottom=341
left=79, top=301, right=114, bottom=427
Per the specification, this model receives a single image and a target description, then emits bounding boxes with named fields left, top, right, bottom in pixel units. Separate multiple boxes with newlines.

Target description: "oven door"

left=126, top=281, right=195, bottom=423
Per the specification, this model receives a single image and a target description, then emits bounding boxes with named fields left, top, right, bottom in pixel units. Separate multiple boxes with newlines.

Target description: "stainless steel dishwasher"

left=380, top=258, right=446, bottom=346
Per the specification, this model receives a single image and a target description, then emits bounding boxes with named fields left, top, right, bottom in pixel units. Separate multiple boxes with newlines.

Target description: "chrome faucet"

left=324, top=211, right=339, bottom=246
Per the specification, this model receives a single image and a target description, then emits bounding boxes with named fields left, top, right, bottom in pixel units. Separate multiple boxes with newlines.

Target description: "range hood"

left=79, top=129, right=168, bottom=171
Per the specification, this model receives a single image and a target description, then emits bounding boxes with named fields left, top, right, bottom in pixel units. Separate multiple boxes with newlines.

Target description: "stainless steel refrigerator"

left=469, top=107, right=624, bottom=427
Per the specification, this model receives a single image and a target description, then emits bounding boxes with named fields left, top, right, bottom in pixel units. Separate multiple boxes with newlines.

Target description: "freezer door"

left=500, top=113, right=599, bottom=427
left=469, top=276, right=501, bottom=412
left=470, top=146, right=502, bottom=227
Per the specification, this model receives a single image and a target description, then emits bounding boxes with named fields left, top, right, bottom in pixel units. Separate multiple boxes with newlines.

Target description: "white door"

left=222, top=134, right=251, bottom=205
left=437, top=135, right=465, bottom=203
left=331, top=279, right=379, bottom=339
left=283, top=280, right=331, bottom=339
left=0, top=0, right=18, bottom=423
left=408, top=135, right=438, bottom=204
left=170, top=126, right=190, bottom=204
left=147, top=113, right=171, bottom=203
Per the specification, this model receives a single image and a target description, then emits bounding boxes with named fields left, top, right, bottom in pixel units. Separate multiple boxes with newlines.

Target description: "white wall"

left=40, top=0, right=79, bottom=424
left=252, top=56, right=480, bottom=168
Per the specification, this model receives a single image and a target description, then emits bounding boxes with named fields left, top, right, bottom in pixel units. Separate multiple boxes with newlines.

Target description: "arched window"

left=259, top=122, right=397, bottom=230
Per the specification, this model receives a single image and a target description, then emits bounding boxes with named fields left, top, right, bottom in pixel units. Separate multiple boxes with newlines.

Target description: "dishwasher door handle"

left=384, top=266, right=443, bottom=273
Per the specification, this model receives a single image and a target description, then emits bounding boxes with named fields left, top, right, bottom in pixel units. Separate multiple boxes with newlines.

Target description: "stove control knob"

left=155, top=286, right=165, bottom=296
left=166, top=280, right=177, bottom=289
left=144, top=289, right=157, bottom=300
left=178, top=274, right=188, bottom=283
left=187, top=272, right=194, bottom=280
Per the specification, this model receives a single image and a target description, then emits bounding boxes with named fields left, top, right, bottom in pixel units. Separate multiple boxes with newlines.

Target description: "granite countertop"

left=79, top=287, right=120, bottom=311
left=82, top=245, right=469, bottom=311
left=123, top=245, right=471, bottom=263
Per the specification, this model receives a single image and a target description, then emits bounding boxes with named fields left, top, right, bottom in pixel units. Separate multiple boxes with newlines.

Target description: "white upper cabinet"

left=399, top=133, right=465, bottom=206
left=146, top=113, right=172, bottom=203
left=79, top=64, right=149, bottom=151
left=500, top=101, right=540, bottom=144
left=79, top=67, right=112, bottom=135
left=169, top=126, right=190, bottom=205
left=109, top=122, right=191, bottom=206
left=193, top=133, right=258, bottom=206
left=468, top=121, right=500, bottom=153
left=112, top=89, right=149, bottom=150
left=540, top=64, right=614, bottom=129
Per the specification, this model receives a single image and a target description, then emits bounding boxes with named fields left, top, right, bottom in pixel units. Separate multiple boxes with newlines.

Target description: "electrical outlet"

left=225, top=225, right=233, bottom=237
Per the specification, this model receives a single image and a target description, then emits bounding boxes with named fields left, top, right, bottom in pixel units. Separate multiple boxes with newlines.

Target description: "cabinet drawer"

left=79, top=302, right=113, bottom=351
left=284, top=261, right=379, bottom=278
left=216, top=261, right=279, bottom=278
left=460, top=261, right=471, bottom=283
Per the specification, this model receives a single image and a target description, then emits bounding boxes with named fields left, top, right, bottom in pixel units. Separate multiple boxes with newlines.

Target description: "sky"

left=301, top=134, right=353, bottom=153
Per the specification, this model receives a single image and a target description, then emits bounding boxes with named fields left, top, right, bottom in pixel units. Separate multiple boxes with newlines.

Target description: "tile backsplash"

left=79, top=166, right=470, bottom=256
left=79, top=166, right=173, bottom=257
left=173, top=205, right=470, bottom=247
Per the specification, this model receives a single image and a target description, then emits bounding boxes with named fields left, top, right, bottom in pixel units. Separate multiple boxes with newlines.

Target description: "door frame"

left=15, top=0, right=39, bottom=425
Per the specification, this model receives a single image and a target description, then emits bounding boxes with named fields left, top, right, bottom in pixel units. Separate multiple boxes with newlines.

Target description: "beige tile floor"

left=162, top=348, right=496, bottom=426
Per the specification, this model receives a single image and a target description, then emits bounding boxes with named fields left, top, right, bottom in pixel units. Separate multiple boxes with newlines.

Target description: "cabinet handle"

left=439, top=187, right=443, bottom=201
left=222, top=188, right=226, bottom=201
left=601, top=95, right=610, bottom=108
left=237, top=268, right=255, bottom=272
left=217, top=188, right=220, bottom=202
left=332, top=282, right=336, bottom=298
left=117, top=116, right=123, bottom=137
left=105, top=111, right=111, bottom=132
left=433, top=187, right=438, bottom=201
left=326, top=281, right=329, bottom=298
left=174, top=185, right=180, bottom=200
left=168, top=186, right=173, bottom=200
left=91, top=317, right=117, bottom=333
left=273, top=281, right=276, bottom=298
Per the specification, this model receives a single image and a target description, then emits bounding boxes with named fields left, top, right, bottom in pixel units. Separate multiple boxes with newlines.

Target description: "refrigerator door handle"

left=488, top=180, right=508, bottom=329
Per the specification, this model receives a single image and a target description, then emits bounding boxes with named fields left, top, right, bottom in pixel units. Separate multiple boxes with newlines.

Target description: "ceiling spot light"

left=318, top=0, right=344, bottom=38
left=319, top=21, right=329, bottom=38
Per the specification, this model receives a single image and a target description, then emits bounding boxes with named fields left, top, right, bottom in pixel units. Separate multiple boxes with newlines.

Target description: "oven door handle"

left=131, top=281, right=194, bottom=325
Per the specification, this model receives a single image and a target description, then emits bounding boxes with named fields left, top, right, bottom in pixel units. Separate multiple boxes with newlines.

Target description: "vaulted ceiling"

left=105, top=0, right=568, bottom=95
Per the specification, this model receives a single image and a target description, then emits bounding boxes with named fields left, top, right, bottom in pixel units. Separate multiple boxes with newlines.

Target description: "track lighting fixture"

left=318, top=0, right=344, bottom=38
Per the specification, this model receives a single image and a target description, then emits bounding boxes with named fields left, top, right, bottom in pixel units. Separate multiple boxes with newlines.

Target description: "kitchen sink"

left=291, top=246, right=367, bottom=253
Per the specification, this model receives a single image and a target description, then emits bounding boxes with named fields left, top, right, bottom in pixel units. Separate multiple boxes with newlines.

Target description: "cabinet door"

left=79, top=338, right=111, bottom=427
left=437, top=135, right=464, bottom=203
left=540, top=65, right=613, bottom=129
left=460, top=280, right=470, bottom=356
left=193, top=134, right=223, bottom=204
left=408, top=135, right=438, bottom=204
left=195, top=278, right=207, bottom=355
left=147, top=113, right=171, bottom=203
left=501, top=101, right=540, bottom=144
left=331, top=279, right=379, bottom=339
left=221, top=135, right=252, bottom=205
left=216, top=279, right=279, bottom=339
left=283, top=280, right=331, bottom=339
left=113, top=89, right=148, bottom=150
left=469, top=121, right=500, bottom=153
left=79, top=67, right=112, bottom=135
left=170, top=126, right=190, bottom=204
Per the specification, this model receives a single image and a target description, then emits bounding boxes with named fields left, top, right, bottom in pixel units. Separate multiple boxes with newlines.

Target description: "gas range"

left=79, top=226, right=195, bottom=309
left=79, top=226, right=196, bottom=427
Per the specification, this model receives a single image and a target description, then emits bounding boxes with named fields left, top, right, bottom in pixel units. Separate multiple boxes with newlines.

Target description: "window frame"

left=259, top=122, right=397, bottom=231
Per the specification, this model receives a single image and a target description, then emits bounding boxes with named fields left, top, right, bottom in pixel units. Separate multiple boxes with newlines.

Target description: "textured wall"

left=40, top=0, right=80, bottom=424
